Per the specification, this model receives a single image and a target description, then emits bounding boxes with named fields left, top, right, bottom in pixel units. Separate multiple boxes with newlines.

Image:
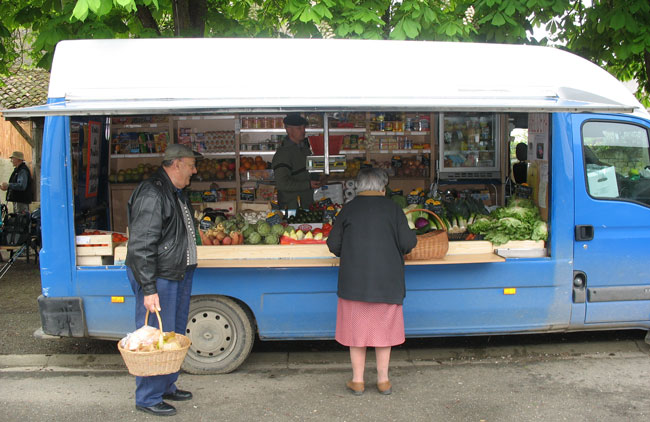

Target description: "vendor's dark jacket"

left=327, top=191, right=417, bottom=305
left=125, top=167, right=195, bottom=295
left=272, top=137, right=315, bottom=209
left=7, top=162, right=33, bottom=204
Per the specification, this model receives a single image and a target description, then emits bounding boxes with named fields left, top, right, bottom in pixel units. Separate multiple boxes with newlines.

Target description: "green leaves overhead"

left=0, top=0, right=649, bottom=106
left=71, top=0, right=89, bottom=21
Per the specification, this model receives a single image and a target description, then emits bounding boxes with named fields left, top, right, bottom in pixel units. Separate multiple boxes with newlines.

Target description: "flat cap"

left=164, top=144, right=203, bottom=161
left=283, top=113, right=308, bottom=126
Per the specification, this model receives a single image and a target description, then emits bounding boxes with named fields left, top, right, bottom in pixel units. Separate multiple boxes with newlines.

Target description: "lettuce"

left=531, top=220, right=548, bottom=241
left=468, top=200, right=548, bottom=245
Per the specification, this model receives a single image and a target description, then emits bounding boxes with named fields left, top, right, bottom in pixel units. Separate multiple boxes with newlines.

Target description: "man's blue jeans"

left=126, top=266, right=195, bottom=407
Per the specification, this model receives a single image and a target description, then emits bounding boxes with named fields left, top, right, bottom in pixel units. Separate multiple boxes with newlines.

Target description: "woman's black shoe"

left=136, top=402, right=177, bottom=416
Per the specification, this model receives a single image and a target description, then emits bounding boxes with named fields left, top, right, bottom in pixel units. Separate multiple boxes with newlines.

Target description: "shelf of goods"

left=113, top=240, right=545, bottom=268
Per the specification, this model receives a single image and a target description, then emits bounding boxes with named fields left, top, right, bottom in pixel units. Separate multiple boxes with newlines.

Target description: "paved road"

left=2, top=337, right=650, bottom=422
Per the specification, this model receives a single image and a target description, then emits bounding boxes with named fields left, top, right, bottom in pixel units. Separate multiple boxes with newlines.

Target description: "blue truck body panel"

left=37, top=106, right=650, bottom=343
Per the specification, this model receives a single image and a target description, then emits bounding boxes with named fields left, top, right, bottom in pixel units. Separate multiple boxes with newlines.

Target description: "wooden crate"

left=75, top=232, right=127, bottom=256
left=77, top=255, right=114, bottom=266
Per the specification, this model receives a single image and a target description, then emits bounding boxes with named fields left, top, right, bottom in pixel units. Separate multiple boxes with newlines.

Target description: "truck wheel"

left=182, top=296, right=255, bottom=374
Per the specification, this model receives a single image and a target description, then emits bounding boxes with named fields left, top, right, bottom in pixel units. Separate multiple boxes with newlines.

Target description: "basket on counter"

left=404, top=209, right=449, bottom=260
left=117, top=309, right=191, bottom=377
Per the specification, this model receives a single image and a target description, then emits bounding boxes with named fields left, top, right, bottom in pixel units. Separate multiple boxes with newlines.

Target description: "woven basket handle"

left=144, top=309, right=165, bottom=350
left=405, top=208, right=447, bottom=233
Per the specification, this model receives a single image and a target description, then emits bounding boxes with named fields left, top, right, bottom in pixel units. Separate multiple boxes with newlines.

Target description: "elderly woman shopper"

left=326, top=167, right=417, bottom=396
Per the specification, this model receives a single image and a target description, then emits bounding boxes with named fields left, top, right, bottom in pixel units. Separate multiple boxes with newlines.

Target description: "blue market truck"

left=3, top=38, right=650, bottom=374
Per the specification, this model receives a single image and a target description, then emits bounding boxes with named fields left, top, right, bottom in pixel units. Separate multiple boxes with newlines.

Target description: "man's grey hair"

left=355, top=167, right=388, bottom=192
left=161, top=159, right=175, bottom=167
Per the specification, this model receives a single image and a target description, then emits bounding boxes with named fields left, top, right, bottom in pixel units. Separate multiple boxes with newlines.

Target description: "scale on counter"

left=306, top=155, right=347, bottom=173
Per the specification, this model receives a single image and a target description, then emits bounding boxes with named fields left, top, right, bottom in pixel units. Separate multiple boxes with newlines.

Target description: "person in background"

left=512, top=142, right=528, bottom=185
left=1, top=151, right=33, bottom=214
left=326, top=167, right=417, bottom=396
left=125, top=144, right=201, bottom=417
left=272, top=113, right=322, bottom=209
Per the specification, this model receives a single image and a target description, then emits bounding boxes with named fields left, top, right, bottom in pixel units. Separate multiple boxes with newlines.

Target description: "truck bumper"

left=37, top=295, right=87, bottom=337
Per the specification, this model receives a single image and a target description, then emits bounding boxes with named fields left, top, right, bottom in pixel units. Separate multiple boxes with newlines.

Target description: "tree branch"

left=136, top=4, right=161, bottom=36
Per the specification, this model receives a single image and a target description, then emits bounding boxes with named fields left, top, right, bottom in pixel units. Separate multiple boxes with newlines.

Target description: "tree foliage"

left=0, top=0, right=649, bottom=106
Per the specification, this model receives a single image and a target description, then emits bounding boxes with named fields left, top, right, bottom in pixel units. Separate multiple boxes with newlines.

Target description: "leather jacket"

left=125, top=167, right=195, bottom=295
left=7, top=162, right=33, bottom=204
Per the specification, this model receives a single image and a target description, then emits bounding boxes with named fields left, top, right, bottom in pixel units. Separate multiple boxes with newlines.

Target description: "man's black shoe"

left=163, top=389, right=193, bottom=401
left=135, top=402, right=177, bottom=416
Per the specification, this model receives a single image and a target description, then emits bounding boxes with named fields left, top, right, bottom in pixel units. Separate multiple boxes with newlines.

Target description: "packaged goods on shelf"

left=178, top=128, right=236, bottom=153
left=112, top=132, right=168, bottom=154
left=256, top=183, right=276, bottom=202
left=242, top=169, right=274, bottom=181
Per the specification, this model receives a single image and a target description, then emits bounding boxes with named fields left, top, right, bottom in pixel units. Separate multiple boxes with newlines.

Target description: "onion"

left=415, top=217, right=429, bottom=229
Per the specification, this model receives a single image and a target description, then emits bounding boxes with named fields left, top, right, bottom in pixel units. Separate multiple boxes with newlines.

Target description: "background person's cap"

left=164, top=144, right=203, bottom=161
left=9, top=151, right=24, bottom=161
left=283, top=113, right=308, bottom=126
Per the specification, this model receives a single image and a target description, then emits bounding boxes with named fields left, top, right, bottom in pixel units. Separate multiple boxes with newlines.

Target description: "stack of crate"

left=75, top=231, right=127, bottom=266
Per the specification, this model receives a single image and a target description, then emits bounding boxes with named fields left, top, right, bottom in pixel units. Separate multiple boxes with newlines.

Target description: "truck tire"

left=181, top=296, right=255, bottom=374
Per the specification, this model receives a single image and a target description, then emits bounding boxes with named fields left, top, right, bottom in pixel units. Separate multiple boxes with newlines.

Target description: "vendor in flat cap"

left=272, top=113, right=323, bottom=209
left=1, top=151, right=33, bottom=214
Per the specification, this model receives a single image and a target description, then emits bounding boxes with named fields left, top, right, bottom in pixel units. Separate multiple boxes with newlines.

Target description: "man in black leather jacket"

left=125, top=144, right=201, bottom=417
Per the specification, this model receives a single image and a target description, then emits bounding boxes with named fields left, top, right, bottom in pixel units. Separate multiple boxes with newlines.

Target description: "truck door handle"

left=575, top=225, right=594, bottom=241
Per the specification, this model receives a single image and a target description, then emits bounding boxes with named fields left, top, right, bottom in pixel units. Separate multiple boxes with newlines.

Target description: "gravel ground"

left=0, top=255, right=116, bottom=355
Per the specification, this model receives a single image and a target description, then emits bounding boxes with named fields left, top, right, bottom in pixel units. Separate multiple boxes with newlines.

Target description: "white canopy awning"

left=2, top=38, right=646, bottom=118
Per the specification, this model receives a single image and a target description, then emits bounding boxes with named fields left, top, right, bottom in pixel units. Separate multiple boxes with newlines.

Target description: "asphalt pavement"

left=1, top=336, right=650, bottom=422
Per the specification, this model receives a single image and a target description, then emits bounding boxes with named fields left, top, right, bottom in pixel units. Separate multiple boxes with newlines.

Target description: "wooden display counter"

left=112, top=240, right=545, bottom=268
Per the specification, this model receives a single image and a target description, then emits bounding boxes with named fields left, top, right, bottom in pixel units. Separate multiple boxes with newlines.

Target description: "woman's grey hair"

left=355, top=167, right=388, bottom=192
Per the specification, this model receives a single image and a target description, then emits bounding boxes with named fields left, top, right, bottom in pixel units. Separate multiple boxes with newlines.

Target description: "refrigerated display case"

left=438, top=113, right=500, bottom=179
